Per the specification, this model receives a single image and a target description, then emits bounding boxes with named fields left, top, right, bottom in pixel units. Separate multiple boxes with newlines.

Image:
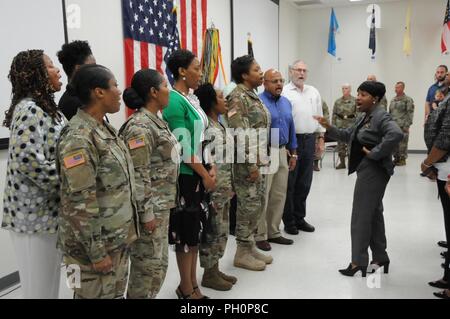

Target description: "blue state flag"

left=327, top=8, right=339, bottom=57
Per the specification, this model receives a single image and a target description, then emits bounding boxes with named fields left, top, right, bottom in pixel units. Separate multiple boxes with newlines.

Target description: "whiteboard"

left=0, top=0, right=66, bottom=142
left=232, top=0, right=279, bottom=73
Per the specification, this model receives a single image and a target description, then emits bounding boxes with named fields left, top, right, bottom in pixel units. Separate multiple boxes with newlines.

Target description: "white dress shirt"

left=282, top=82, right=325, bottom=134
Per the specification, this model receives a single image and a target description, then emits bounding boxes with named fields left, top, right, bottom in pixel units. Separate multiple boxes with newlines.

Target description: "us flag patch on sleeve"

left=128, top=135, right=146, bottom=150
left=64, top=152, right=86, bottom=169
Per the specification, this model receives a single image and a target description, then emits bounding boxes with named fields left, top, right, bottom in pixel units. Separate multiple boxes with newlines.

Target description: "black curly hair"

left=57, top=40, right=93, bottom=78
left=194, top=83, right=217, bottom=114
left=3, top=50, right=58, bottom=128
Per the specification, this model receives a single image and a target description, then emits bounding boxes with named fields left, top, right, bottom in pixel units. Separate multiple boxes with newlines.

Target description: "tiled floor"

left=1, top=154, right=446, bottom=299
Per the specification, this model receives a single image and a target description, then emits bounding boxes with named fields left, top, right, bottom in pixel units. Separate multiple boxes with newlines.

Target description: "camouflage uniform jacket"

left=322, top=101, right=330, bottom=122
left=57, top=109, right=138, bottom=264
left=119, top=108, right=180, bottom=223
left=225, top=84, right=271, bottom=175
left=205, top=118, right=234, bottom=208
left=332, top=96, right=358, bottom=128
left=389, top=94, right=414, bottom=129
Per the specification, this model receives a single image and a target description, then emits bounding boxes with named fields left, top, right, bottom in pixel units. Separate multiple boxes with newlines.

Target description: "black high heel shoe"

left=176, top=286, right=194, bottom=299
left=339, top=263, right=367, bottom=277
left=369, top=261, right=390, bottom=274
left=193, top=286, right=210, bottom=299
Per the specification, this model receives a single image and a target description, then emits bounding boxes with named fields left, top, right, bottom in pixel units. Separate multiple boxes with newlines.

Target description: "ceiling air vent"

left=293, top=0, right=323, bottom=7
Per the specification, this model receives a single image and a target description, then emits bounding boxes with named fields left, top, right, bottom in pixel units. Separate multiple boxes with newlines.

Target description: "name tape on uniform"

left=64, top=152, right=86, bottom=169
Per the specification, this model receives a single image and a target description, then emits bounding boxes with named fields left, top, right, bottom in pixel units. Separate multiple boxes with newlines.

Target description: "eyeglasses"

left=266, top=79, right=285, bottom=84
left=291, top=68, right=308, bottom=73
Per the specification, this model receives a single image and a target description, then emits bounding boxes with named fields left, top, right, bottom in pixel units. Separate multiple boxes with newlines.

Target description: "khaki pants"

left=256, top=147, right=289, bottom=241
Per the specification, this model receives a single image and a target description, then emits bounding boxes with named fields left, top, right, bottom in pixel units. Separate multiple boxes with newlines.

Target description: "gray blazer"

left=327, top=105, right=404, bottom=176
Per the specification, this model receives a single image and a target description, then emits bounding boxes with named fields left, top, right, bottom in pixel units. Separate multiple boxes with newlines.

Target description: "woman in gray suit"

left=315, top=81, right=403, bottom=277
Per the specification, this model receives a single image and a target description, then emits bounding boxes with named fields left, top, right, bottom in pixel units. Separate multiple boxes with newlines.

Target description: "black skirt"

left=169, top=173, right=207, bottom=251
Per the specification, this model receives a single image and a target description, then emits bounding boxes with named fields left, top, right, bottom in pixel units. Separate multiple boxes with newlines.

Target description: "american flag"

left=441, top=0, right=450, bottom=54
left=122, top=0, right=207, bottom=115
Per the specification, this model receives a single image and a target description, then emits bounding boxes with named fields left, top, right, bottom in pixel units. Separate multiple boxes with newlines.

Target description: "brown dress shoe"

left=268, top=236, right=294, bottom=245
left=256, top=240, right=271, bottom=251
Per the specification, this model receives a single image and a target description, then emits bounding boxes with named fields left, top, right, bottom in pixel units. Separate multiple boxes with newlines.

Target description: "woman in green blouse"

left=163, top=49, right=216, bottom=299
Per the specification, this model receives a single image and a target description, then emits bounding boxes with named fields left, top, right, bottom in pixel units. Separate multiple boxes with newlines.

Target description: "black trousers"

left=351, top=159, right=390, bottom=266
left=437, top=180, right=450, bottom=285
left=282, top=133, right=316, bottom=228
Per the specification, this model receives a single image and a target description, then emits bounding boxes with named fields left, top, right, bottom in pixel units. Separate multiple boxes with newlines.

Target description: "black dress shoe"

left=296, top=221, right=315, bottom=232
left=284, top=226, right=299, bottom=235
left=339, top=263, right=367, bottom=277
left=438, top=241, right=448, bottom=248
left=256, top=240, right=272, bottom=251
left=433, top=290, right=450, bottom=299
left=268, top=236, right=294, bottom=245
left=429, top=280, right=449, bottom=289
left=441, top=251, right=448, bottom=259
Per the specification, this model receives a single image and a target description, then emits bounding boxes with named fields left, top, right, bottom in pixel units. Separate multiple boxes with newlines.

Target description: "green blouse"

left=162, top=90, right=208, bottom=175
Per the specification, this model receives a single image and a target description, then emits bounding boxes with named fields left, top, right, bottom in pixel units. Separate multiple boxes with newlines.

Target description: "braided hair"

left=3, top=50, right=58, bottom=128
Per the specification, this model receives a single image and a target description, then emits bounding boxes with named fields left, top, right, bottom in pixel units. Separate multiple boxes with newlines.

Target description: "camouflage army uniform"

left=380, top=96, right=388, bottom=110
left=119, top=108, right=180, bottom=299
left=225, top=84, right=271, bottom=252
left=200, top=118, right=234, bottom=269
left=332, top=96, right=358, bottom=158
left=57, top=109, right=138, bottom=299
left=389, top=94, right=414, bottom=163
left=315, top=101, right=330, bottom=161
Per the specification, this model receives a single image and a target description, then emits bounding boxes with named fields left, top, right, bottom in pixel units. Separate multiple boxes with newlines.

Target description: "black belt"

left=296, top=133, right=315, bottom=137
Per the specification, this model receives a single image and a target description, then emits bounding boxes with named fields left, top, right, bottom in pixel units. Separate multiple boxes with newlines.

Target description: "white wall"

left=292, top=0, right=449, bottom=151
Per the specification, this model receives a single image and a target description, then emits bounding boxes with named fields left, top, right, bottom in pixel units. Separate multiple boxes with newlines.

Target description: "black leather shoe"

left=339, top=263, right=367, bottom=277
left=433, top=290, right=450, bottom=299
left=284, top=226, right=299, bottom=235
left=429, top=280, right=449, bottom=289
left=296, top=221, right=315, bottom=232
left=268, top=236, right=294, bottom=245
left=441, top=251, right=448, bottom=259
left=256, top=240, right=272, bottom=251
left=438, top=241, right=448, bottom=248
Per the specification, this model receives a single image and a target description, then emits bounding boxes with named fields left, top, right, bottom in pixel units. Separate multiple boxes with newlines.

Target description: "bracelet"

left=422, top=161, right=432, bottom=168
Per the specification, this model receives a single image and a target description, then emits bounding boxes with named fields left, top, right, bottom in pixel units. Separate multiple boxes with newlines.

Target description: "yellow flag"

left=403, top=3, right=412, bottom=56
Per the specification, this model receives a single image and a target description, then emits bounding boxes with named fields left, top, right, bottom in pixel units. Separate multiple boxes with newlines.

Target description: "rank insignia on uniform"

left=64, top=152, right=86, bottom=169
left=128, top=135, right=146, bottom=150
left=228, top=109, right=237, bottom=118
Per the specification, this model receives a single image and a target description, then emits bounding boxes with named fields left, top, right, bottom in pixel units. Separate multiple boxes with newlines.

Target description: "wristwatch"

left=291, top=154, right=298, bottom=159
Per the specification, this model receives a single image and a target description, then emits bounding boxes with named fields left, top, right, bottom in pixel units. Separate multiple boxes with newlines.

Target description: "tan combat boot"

left=201, top=264, right=233, bottom=291
left=336, top=155, right=346, bottom=169
left=217, top=263, right=238, bottom=284
left=233, top=246, right=266, bottom=271
left=250, top=246, right=273, bottom=264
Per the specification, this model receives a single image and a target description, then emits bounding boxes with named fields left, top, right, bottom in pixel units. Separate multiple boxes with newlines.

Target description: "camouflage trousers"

left=336, top=141, right=349, bottom=158
left=393, top=132, right=409, bottom=161
left=199, top=201, right=230, bottom=269
left=66, top=248, right=129, bottom=299
left=234, top=166, right=267, bottom=248
left=127, top=211, right=170, bottom=299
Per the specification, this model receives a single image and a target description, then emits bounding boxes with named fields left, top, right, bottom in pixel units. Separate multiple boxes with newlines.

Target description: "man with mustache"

left=255, top=69, right=297, bottom=251
left=281, top=60, right=324, bottom=235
